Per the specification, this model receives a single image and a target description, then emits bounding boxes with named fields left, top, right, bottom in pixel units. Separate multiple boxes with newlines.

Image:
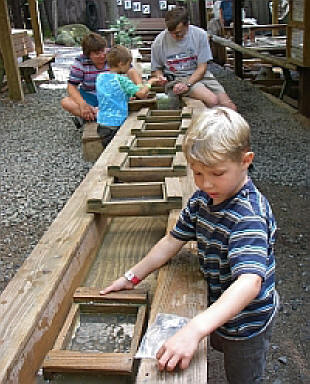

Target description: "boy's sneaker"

left=71, top=116, right=84, bottom=129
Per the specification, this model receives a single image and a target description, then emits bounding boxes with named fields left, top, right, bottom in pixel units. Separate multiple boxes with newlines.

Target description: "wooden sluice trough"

left=0, top=99, right=208, bottom=384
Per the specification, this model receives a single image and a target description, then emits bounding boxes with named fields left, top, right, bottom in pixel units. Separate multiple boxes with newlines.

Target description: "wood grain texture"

left=136, top=98, right=207, bottom=383
left=43, top=351, right=133, bottom=375
left=74, top=287, right=148, bottom=304
left=136, top=214, right=208, bottom=384
left=84, top=216, right=167, bottom=290
left=0, top=113, right=141, bottom=384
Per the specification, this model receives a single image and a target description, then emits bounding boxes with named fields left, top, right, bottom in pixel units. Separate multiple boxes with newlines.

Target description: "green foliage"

left=109, top=16, right=142, bottom=48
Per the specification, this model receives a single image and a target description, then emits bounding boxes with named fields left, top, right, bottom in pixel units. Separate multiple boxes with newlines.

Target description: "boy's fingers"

left=157, top=349, right=172, bottom=371
left=99, top=287, right=112, bottom=295
left=179, top=356, right=191, bottom=370
left=166, top=354, right=181, bottom=371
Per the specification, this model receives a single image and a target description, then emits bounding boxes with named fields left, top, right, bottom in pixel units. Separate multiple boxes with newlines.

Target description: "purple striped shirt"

left=68, top=54, right=110, bottom=95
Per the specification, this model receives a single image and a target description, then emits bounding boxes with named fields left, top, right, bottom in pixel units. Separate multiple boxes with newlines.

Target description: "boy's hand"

left=156, top=324, right=200, bottom=371
left=100, top=277, right=134, bottom=295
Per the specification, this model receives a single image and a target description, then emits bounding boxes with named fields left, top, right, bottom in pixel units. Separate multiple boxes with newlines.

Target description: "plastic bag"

left=135, top=313, right=189, bottom=359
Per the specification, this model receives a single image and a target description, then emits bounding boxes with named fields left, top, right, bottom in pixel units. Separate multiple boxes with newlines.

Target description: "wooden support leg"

left=298, top=67, right=310, bottom=118
left=279, top=68, right=292, bottom=100
left=0, top=57, right=5, bottom=89
left=21, top=68, right=37, bottom=93
left=47, top=64, right=55, bottom=80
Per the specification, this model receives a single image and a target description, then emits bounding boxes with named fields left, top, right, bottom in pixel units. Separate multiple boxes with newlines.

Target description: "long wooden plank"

left=136, top=211, right=208, bottom=384
left=136, top=98, right=207, bottom=384
left=0, top=112, right=141, bottom=384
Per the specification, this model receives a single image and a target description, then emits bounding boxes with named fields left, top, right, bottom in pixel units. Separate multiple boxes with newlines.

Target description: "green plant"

left=109, top=16, right=142, bottom=48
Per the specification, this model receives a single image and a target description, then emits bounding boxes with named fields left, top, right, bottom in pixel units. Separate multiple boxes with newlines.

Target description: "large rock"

left=56, top=24, right=91, bottom=46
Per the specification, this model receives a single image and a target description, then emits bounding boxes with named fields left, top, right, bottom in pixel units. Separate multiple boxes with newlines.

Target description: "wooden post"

left=272, top=0, right=279, bottom=36
left=28, top=0, right=44, bottom=55
left=51, top=0, right=58, bottom=37
left=233, top=0, right=243, bottom=78
left=199, top=0, right=207, bottom=30
left=0, top=0, right=24, bottom=101
left=298, top=67, right=310, bottom=118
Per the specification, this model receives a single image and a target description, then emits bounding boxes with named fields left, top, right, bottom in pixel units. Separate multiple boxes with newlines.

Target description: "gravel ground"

left=0, top=52, right=309, bottom=383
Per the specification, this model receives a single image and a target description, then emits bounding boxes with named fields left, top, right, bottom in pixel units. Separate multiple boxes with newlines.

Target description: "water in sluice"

left=67, top=312, right=136, bottom=353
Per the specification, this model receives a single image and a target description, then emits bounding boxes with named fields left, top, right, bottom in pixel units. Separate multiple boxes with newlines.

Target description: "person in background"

left=151, top=7, right=236, bottom=110
left=220, top=0, right=233, bottom=27
left=96, top=45, right=159, bottom=147
left=61, top=33, right=142, bottom=128
left=101, top=107, right=278, bottom=383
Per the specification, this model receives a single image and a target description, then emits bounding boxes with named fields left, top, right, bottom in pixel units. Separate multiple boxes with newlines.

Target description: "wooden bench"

left=0, top=31, right=55, bottom=93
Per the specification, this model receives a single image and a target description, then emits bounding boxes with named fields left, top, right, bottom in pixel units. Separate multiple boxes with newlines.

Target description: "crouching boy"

left=96, top=45, right=159, bottom=147
left=101, top=107, right=279, bottom=383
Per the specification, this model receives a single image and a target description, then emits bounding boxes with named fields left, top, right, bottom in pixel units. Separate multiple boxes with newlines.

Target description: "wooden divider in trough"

left=107, top=152, right=187, bottom=183
left=43, top=290, right=148, bottom=380
left=137, top=107, right=192, bottom=122
left=119, top=135, right=183, bottom=156
left=131, top=119, right=190, bottom=138
left=87, top=178, right=182, bottom=216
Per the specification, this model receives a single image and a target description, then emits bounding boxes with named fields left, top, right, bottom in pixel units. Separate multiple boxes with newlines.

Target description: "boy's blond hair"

left=106, top=45, right=132, bottom=67
left=183, top=107, right=251, bottom=165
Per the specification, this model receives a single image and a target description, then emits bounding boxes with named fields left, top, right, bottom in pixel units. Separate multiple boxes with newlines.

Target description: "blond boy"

left=101, top=107, right=278, bottom=383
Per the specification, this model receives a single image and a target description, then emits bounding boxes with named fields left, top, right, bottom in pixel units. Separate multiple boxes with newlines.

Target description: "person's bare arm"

left=156, top=273, right=262, bottom=371
left=67, top=83, right=96, bottom=120
left=135, top=77, right=160, bottom=99
left=100, top=234, right=186, bottom=294
left=151, top=70, right=167, bottom=86
left=127, top=67, right=142, bottom=85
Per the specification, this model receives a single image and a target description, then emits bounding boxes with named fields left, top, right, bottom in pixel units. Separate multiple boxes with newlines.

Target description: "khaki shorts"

left=169, top=76, right=226, bottom=95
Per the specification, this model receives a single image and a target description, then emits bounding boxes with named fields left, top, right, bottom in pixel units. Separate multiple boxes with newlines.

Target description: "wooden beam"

left=233, top=0, right=243, bottom=78
left=136, top=211, right=208, bottom=383
left=0, top=0, right=23, bottom=101
left=272, top=0, right=279, bottom=36
left=28, top=0, right=43, bottom=55
left=210, top=35, right=297, bottom=70
left=298, top=67, right=310, bottom=118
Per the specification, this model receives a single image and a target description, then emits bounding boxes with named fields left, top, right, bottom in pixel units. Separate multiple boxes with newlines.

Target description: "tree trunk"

left=8, top=0, right=24, bottom=28
left=39, top=1, right=52, bottom=37
left=105, top=0, right=118, bottom=26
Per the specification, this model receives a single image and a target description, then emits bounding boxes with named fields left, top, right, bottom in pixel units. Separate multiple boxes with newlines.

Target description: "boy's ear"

left=242, top=151, right=254, bottom=168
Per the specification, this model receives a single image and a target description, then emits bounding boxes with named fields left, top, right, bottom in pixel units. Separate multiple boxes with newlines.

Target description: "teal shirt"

left=96, top=73, right=140, bottom=126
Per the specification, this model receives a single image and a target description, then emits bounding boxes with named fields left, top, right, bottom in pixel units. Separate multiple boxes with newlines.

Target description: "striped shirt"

left=171, top=179, right=277, bottom=339
left=68, top=54, right=109, bottom=95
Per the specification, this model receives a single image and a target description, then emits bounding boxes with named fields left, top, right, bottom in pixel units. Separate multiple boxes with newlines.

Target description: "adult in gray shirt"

left=151, top=7, right=236, bottom=110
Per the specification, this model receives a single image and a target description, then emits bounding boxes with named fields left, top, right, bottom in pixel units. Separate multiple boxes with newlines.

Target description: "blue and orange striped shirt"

left=171, top=178, right=277, bottom=339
